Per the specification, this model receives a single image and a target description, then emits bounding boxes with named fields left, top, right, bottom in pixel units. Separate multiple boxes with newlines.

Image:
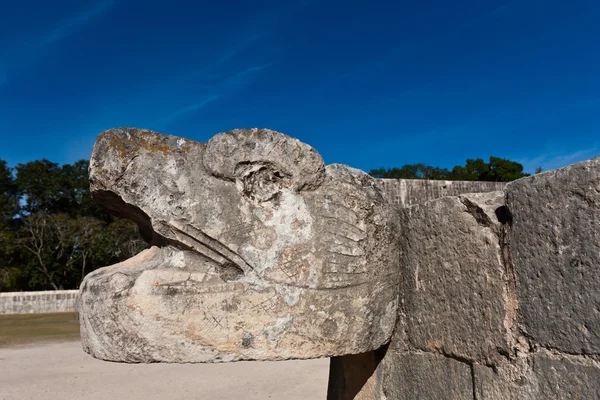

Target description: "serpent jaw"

left=79, top=128, right=400, bottom=363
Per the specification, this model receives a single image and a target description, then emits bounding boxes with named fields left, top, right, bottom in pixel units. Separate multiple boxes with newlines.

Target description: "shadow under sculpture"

left=79, top=128, right=400, bottom=365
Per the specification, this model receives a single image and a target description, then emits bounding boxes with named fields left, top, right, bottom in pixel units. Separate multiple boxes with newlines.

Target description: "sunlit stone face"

left=79, top=128, right=401, bottom=363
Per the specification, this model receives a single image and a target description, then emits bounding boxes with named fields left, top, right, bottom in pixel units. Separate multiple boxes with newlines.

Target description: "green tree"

left=60, top=160, right=106, bottom=219
left=0, top=158, right=147, bottom=291
left=451, top=158, right=490, bottom=181
left=0, top=228, right=21, bottom=291
left=485, top=156, right=529, bottom=182
left=0, top=159, right=21, bottom=290
left=0, top=160, right=18, bottom=227
left=370, top=164, right=451, bottom=180
left=370, top=156, right=529, bottom=182
left=17, top=212, right=62, bottom=290
left=15, top=210, right=146, bottom=290
left=15, top=159, right=66, bottom=215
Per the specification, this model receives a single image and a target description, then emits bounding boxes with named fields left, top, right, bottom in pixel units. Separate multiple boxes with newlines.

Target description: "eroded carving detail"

left=80, top=128, right=400, bottom=363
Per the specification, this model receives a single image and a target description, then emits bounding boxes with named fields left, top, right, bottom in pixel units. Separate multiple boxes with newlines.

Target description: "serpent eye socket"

left=234, top=162, right=292, bottom=203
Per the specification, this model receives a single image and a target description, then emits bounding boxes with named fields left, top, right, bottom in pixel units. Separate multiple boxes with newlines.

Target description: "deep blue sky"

left=1, top=0, right=599, bottom=173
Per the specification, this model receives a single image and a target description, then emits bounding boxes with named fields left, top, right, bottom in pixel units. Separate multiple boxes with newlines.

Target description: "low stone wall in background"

left=0, top=290, right=79, bottom=314
left=376, top=178, right=506, bottom=208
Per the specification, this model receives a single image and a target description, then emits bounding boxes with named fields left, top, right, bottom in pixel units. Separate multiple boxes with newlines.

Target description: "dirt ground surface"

left=0, top=313, right=80, bottom=347
left=0, top=340, right=329, bottom=400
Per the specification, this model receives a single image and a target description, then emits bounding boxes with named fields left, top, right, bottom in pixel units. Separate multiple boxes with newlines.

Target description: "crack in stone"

left=459, top=196, right=495, bottom=229
left=496, top=198, right=532, bottom=365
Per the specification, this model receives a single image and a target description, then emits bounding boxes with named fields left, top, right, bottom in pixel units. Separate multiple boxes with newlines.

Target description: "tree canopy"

left=0, top=160, right=19, bottom=228
left=369, top=156, right=530, bottom=182
left=0, top=159, right=145, bottom=292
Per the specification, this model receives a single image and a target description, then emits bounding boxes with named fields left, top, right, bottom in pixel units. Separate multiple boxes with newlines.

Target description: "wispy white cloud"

left=152, top=63, right=272, bottom=128
left=43, top=0, right=117, bottom=44
left=225, top=63, right=271, bottom=85
left=152, top=96, right=221, bottom=128
left=182, top=34, right=264, bottom=85
left=172, top=0, right=306, bottom=85
left=330, top=2, right=518, bottom=85
left=519, top=145, right=600, bottom=173
left=0, top=0, right=118, bottom=85
left=111, top=1, right=303, bottom=127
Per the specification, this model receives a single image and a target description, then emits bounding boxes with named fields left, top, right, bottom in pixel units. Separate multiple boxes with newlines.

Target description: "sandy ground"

left=0, top=340, right=329, bottom=400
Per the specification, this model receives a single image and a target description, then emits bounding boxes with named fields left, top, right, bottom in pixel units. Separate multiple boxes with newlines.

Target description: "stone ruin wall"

left=332, top=158, right=600, bottom=399
left=0, top=290, right=79, bottom=314
left=75, top=128, right=599, bottom=399
left=376, top=179, right=506, bottom=208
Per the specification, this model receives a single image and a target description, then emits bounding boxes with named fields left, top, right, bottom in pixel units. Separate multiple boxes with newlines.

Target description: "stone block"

left=534, top=353, right=600, bottom=399
left=400, top=191, right=510, bottom=364
left=377, top=351, right=473, bottom=400
left=506, top=158, right=600, bottom=353
left=474, top=358, right=538, bottom=400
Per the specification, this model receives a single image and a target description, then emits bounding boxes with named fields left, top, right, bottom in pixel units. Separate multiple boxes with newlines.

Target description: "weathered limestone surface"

left=473, top=359, right=538, bottom=400
left=339, top=158, right=600, bottom=400
left=474, top=353, right=600, bottom=400
left=341, top=191, right=516, bottom=399
left=0, top=290, right=79, bottom=314
left=377, top=351, right=474, bottom=400
left=534, top=353, right=600, bottom=398
left=400, top=192, right=510, bottom=365
left=80, top=128, right=400, bottom=363
left=329, top=349, right=475, bottom=400
left=376, top=179, right=506, bottom=208
left=506, top=157, right=600, bottom=354
left=81, top=127, right=600, bottom=399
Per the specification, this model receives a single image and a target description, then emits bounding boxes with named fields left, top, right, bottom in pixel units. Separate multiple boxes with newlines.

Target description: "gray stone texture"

left=80, top=127, right=600, bottom=399
left=377, top=179, right=506, bottom=208
left=0, top=290, right=79, bottom=314
left=474, top=358, right=539, bottom=400
left=475, top=353, right=600, bottom=400
left=80, top=128, right=400, bottom=363
left=534, top=353, right=600, bottom=399
left=506, top=157, right=600, bottom=354
left=377, top=351, right=474, bottom=400
left=400, top=191, right=510, bottom=365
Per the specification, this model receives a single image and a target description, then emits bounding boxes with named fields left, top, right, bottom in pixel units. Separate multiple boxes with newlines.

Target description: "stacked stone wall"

left=0, top=290, right=79, bottom=314
left=375, top=179, right=506, bottom=208
left=332, top=158, right=600, bottom=399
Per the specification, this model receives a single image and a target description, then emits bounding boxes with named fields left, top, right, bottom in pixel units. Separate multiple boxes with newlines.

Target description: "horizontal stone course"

left=377, top=350, right=474, bottom=400
left=0, top=290, right=79, bottom=314
left=376, top=178, right=506, bottom=208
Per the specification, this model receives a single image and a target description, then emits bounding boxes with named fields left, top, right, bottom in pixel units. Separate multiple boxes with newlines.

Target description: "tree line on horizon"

left=0, top=155, right=530, bottom=292
left=369, top=156, right=531, bottom=181
left=0, top=158, right=146, bottom=292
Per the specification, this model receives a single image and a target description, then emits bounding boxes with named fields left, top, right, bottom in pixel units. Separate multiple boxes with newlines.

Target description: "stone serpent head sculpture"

left=80, top=128, right=400, bottom=363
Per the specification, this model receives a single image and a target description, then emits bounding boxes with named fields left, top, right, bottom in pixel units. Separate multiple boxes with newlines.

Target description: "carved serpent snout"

left=80, top=128, right=400, bottom=363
